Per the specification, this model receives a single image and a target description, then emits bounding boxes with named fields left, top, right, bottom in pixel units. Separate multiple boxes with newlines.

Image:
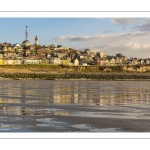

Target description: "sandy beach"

left=0, top=80, right=150, bottom=132
left=0, top=104, right=150, bottom=132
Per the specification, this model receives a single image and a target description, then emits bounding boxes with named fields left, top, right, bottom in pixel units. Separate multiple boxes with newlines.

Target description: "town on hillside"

left=0, top=26, right=149, bottom=66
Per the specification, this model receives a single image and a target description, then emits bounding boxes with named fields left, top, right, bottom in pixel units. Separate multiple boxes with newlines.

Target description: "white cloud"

left=125, top=42, right=141, bottom=49
left=54, top=31, right=150, bottom=58
left=111, top=18, right=137, bottom=25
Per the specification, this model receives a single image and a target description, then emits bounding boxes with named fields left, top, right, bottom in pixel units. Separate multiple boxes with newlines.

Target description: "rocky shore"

left=0, top=72, right=150, bottom=80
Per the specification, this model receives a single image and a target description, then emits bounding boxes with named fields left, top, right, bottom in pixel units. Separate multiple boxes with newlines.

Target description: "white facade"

left=35, top=36, right=38, bottom=45
left=7, top=59, right=14, bottom=65
left=54, top=47, right=69, bottom=50
left=96, top=52, right=104, bottom=58
left=25, top=59, right=41, bottom=64
left=110, top=58, right=115, bottom=65
left=74, top=58, right=79, bottom=66
left=100, top=52, right=104, bottom=58
left=50, top=57, right=61, bottom=64
left=35, top=40, right=38, bottom=45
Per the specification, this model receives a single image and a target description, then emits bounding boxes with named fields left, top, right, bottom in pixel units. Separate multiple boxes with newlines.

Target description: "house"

left=61, top=59, right=69, bottom=65
left=87, top=57, right=94, bottom=65
left=24, top=59, right=41, bottom=65
left=16, top=59, right=23, bottom=65
left=94, top=57, right=101, bottom=65
left=110, top=58, right=115, bottom=65
left=6, top=59, right=17, bottom=65
left=89, top=52, right=95, bottom=58
left=50, top=57, right=61, bottom=65
left=104, top=59, right=110, bottom=66
left=0, top=59, right=4, bottom=65
left=43, top=45, right=50, bottom=48
left=3, top=51, right=16, bottom=58
left=138, top=59, right=145, bottom=64
left=80, top=60, right=88, bottom=66
left=79, top=54, right=88, bottom=59
left=40, top=59, right=49, bottom=64
left=13, top=44, right=23, bottom=52
left=96, top=52, right=105, bottom=58
left=84, top=49, right=90, bottom=55
left=74, top=58, right=79, bottom=66
left=0, top=54, right=3, bottom=59
left=115, top=57, right=120, bottom=64
left=146, top=59, right=150, bottom=64
left=24, top=49, right=30, bottom=57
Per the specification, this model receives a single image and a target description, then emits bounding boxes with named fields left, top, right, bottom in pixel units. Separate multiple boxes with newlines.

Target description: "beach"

left=0, top=80, right=150, bottom=132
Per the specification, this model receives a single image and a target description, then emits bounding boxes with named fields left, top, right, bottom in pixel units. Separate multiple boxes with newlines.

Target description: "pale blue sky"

left=0, top=18, right=150, bottom=58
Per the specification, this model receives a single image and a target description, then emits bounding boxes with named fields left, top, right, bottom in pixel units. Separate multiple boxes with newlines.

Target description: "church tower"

left=35, top=36, right=38, bottom=45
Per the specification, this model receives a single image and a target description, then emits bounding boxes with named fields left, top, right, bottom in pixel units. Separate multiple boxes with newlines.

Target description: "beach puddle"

left=36, top=118, right=68, bottom=129
left=71, top=124, right=120, bottom=132
left=0, top=124, right=32, bottom=132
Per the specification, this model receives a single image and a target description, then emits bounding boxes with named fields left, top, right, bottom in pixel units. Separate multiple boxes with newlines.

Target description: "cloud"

left=54, top=31, right=150, bottom=58
left=89, top=41, right=150, bottom=58
left=102, top=29, right=113, bottom=34
left=125, top=42, right=150, bottom=50
left=55, top=35, right=105, bottom=42
left=55, top=31, right=147, bottom=42
left=111, top=18, right=137, bottom=25
left=133, top=20, right=150, bottom=31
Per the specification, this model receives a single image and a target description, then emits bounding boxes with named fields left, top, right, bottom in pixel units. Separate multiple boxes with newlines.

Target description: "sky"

left=0, top=18, right=150, bottom=58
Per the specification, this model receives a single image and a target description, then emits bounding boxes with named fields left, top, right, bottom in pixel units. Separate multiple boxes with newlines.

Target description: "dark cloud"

left=133, top=20, right=150, bottom=31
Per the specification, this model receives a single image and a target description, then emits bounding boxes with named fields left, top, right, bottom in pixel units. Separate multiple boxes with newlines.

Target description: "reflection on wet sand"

left=0, top=80, right=150, bottom=132
left=0, top=80, right=150, bottom=105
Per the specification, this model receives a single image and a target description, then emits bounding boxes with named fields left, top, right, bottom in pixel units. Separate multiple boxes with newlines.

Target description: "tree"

left=50, top=44, right=55, bottom=49
left=57, top=45, right=62, bottom=48
left=35, top=45, right=42, bottom=50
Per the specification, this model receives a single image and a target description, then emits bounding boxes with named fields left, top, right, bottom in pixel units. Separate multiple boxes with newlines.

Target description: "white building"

left=35, top=36, right=38, bottom=45
left=50, top=57, right=61, bottom=64
left=110, top=58, right=115, bottom=65
left=25, top=59, right=41, bottom=64
left=74, top=58, right=79, bottom=66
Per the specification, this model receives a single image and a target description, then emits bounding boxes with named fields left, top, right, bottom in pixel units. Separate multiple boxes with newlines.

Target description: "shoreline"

left=1, top=78, right=150, bottom=81
left=1, top=72, right=150, bottom=81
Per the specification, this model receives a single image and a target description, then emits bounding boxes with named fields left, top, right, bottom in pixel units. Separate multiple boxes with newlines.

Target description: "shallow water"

left=0, top=80, right=150, bottom=132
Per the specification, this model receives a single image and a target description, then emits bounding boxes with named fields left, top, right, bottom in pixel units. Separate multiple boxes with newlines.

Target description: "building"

left=116, top=53, right=122, bottom=57
left=74, top=58, right=79, bottom=66
left=50, top=57, right=61, bottom=64
left=84, top=49, right=90, bottom=55
left=13, top=43, right=23, bottom=52
left=96, top=52, right=104, bottom=58
left=24, top=59, right=41, bottom=65
left=35, top=36, right=38, bottom=45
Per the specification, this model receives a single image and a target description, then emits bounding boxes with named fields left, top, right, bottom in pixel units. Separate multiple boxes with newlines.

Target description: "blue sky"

left=0, top=18, right=150, bottom=58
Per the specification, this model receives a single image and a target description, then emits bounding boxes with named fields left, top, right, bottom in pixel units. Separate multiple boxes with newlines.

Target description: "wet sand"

left=0, top=104, right=150, bottom=132
left=0, top=80, right=150, bottom=132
